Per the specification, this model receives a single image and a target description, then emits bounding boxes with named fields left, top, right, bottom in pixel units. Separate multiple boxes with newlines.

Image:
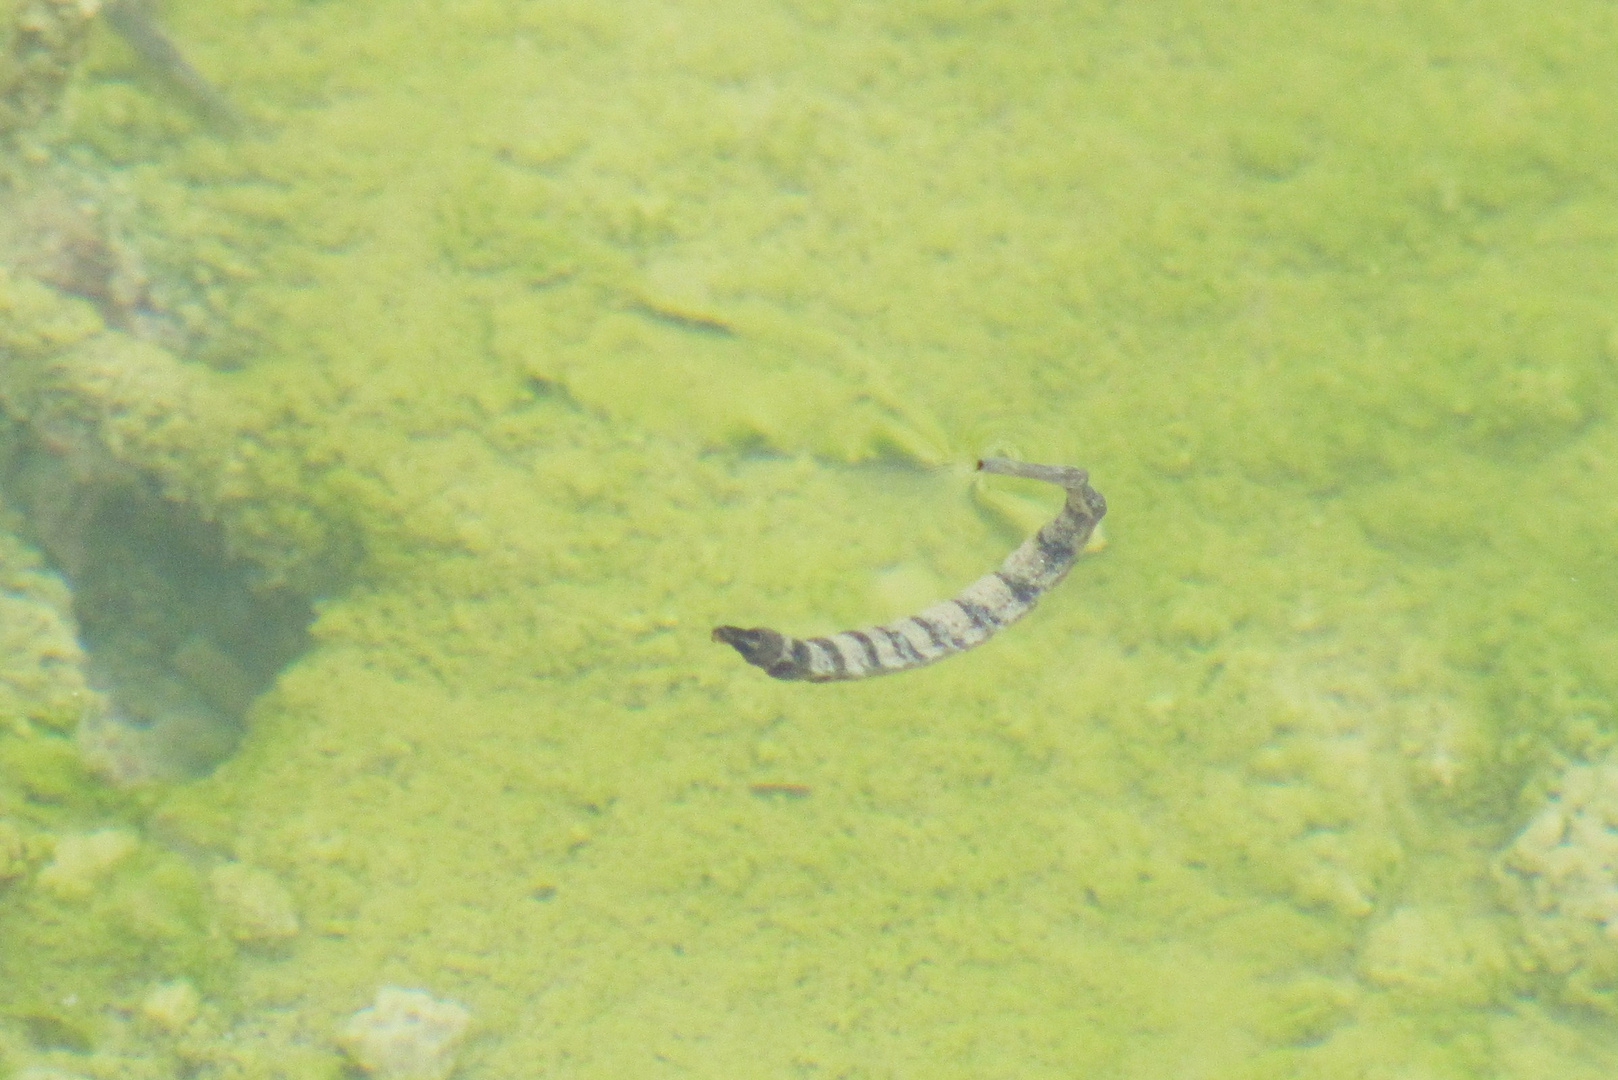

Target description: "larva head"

left=712, top=625, right=787, bottom=668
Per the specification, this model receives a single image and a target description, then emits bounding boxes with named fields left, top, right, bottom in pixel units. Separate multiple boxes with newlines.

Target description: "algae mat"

left=2, top=0, right=1618, bottom=1076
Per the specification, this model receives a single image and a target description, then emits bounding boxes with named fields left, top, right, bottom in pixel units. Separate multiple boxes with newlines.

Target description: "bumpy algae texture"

left=0, top=0, right=98, bottom=137
left=2, top=0, right=1617, bottom=1076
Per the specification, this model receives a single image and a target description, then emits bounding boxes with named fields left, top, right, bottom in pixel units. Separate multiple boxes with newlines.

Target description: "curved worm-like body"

left=712, top=458, right=1106, bottom=681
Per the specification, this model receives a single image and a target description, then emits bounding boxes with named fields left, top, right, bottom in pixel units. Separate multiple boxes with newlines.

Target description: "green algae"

left=0, top=0, right=1616, bottom=1076
left=0, top=0, right=97, bottom=138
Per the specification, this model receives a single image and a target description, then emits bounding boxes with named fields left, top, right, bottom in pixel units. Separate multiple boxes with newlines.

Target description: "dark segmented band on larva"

left=712, top=458, right=1106, bottom=681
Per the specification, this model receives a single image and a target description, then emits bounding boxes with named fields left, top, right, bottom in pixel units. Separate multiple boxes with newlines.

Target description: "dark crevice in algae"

left=0, top=424, right=315, bottom=782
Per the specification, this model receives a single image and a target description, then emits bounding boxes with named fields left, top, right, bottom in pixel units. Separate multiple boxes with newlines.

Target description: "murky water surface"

left=2, top=1, right=1616, bottom=1076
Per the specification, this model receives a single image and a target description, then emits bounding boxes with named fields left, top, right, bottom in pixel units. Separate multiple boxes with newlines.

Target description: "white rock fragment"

left=210, top=861, right=299, bottom=944
left=337, top=987, right=472, bottom=1080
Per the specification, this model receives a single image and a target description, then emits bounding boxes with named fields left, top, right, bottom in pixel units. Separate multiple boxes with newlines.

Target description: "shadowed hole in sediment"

left=0, top=427, right=318, bottom=783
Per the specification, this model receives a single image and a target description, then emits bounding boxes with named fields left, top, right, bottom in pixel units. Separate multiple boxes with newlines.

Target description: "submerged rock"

left=337, top=988, right=471, bottom=1080
left=36, top=826, right=137, bottom=900
left=1498, top=751, right=1618, bottom=1012
left=209, top=860, right=299, bottom=945
left=0, top=267, right=324, bottom=781
left=138, top=977, right=200, bottom=1033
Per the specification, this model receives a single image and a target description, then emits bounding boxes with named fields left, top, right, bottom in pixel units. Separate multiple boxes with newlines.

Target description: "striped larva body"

left=712, top=458, right=1105, bottom=681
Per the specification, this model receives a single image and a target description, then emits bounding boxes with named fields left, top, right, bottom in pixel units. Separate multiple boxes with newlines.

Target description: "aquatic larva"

left=713, top=458, right=1106, bottom=681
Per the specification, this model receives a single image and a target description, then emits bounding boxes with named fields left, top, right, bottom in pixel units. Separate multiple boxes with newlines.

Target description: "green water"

left=2, top=0, right=1617, bottom=1076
